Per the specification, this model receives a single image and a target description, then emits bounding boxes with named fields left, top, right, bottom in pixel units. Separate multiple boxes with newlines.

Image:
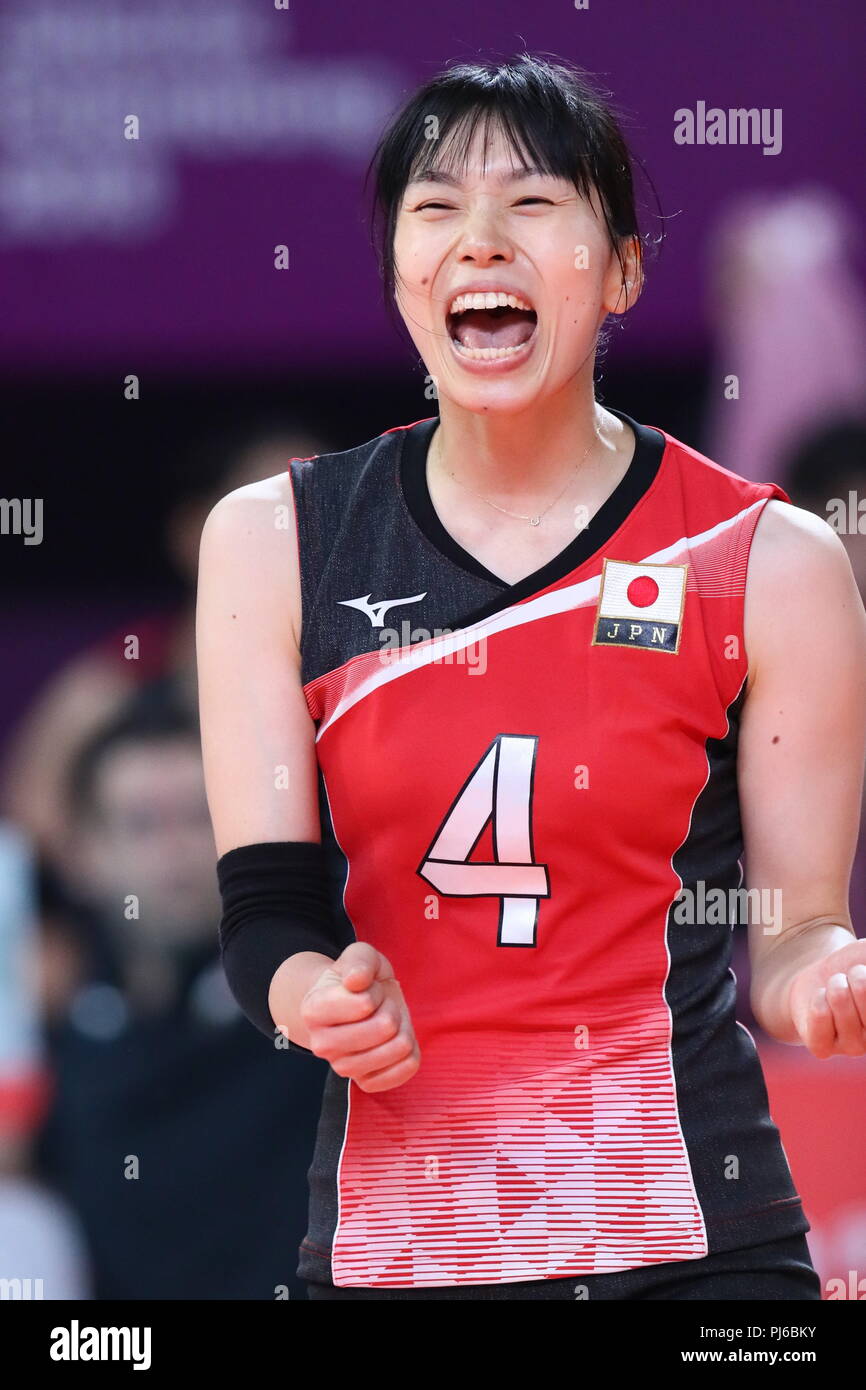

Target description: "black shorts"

left=305, top=1232, right=821, bottom=1300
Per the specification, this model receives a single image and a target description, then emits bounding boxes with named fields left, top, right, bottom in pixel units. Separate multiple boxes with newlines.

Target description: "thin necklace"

left=431, top=424, right=598, bottom=527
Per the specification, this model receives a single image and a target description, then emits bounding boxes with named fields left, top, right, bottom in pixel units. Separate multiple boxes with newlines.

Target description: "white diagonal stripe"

left=315, top=500, right=768, bottom=740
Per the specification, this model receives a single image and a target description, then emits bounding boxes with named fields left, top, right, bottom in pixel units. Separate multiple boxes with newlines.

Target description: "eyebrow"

left=407, top=164, right=550, bottom=188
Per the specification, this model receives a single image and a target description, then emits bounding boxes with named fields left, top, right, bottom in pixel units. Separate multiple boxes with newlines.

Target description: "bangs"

left=404, top=103, right=597, bottom=210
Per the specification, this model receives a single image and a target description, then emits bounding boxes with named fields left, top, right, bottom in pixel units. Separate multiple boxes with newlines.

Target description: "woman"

left=196, top=55, right=866, bottom=1301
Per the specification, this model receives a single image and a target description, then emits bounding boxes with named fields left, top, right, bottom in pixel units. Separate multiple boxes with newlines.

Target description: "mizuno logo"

left=337, top=592, right=427, bottom=628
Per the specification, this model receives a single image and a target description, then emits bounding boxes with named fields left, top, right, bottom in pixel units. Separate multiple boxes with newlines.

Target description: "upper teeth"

left=449, top=291, right=534, bottom=315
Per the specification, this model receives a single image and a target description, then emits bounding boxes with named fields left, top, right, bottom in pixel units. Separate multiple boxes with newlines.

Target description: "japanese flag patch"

left=591, top=559, right=688, bottom=653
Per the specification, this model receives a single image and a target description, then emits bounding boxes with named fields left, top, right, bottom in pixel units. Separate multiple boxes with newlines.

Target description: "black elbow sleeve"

left=216, top=840, right=340, bottom=1050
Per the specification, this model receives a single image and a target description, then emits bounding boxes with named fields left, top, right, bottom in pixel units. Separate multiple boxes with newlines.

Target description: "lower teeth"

left=452, top=338, right=531, bottom=360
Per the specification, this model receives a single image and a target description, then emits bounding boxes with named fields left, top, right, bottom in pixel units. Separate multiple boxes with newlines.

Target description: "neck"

left=430, top=381, right=626, bottom=506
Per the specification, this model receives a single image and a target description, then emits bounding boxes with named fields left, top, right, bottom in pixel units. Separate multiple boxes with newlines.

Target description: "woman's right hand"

left=299, top=942, right=421, bottom=1092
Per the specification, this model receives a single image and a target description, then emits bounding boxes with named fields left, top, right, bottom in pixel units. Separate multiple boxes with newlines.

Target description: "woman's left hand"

left=788, top=938, right=866, bottom=1059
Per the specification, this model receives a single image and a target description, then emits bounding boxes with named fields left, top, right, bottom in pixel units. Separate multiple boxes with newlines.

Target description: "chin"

left=437, top=375, right=545, bottom=418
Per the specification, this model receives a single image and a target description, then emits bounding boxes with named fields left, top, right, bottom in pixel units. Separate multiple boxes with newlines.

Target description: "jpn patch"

left=591, top=559, right=688, bottom=653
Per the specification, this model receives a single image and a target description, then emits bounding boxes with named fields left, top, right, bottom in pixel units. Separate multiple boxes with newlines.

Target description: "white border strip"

left=316, top=500, right=767, bottom=741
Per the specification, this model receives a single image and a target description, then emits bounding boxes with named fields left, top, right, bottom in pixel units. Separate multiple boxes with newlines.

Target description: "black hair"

left=365, top=51, right=662, bottom=349
left=66, top=683, right=200, bottom=823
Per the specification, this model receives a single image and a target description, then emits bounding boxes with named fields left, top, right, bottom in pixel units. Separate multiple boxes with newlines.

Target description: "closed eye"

left=414, top=196, right=555, bottom=212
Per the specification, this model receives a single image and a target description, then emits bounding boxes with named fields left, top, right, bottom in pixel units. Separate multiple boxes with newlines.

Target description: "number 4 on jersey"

left=416, top=733, right=550, bottom=946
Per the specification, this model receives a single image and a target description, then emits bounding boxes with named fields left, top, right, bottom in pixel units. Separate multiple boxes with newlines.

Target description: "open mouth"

left=447, top=303, right=538, bottom=359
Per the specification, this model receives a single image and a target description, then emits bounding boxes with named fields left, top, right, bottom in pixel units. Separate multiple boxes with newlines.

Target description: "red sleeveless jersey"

left=289, top=408, right=808, bottom=1288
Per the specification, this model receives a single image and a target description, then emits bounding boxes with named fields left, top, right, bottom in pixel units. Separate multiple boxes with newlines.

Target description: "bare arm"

left=195, top=473, right=421, bottom=1087
left=196, top=474, right=321, bottom=854
left=196, top=473, right=332, bottom=1050
left=739, top=500, right=866, bottom=1054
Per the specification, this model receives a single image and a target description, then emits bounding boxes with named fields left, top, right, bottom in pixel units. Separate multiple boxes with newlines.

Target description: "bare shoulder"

left=198, top=470, right=301, bottom=649
left=744, top=498, right=863, bottom=693
left=747, top=497, right=851, bottom=589
left=201, top=468, right=297, bottom=535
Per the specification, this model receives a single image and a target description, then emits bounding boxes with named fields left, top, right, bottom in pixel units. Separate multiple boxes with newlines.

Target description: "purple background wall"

left=3, top=0, right=864, bottom=743
left=3, top=0, right=864, bottom=373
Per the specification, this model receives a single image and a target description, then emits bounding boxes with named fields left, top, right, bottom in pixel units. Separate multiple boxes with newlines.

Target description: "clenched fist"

left=300, top=942, right=421, bottom=1092
left=788, top=938, right=866, bottom=1059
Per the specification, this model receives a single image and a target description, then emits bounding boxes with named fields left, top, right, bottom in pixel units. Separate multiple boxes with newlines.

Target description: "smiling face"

left=392, top=118, right=641, bottom=415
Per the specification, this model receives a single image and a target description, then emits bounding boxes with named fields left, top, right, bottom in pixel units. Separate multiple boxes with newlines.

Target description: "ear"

left=601, top=236, right=644, bottom=317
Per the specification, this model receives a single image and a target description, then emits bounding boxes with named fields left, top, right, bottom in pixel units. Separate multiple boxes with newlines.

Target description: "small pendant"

left=529, top=515, right=541, bottom=526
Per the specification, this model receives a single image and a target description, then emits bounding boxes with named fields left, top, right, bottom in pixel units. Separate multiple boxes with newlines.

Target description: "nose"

left=454, top=202, right=514, bottom=265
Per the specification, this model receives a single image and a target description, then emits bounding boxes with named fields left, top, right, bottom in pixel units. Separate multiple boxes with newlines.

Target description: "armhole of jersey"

left=734, top=486, right=789, bottom=693
left=286, top=460, right=307, bottom=658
